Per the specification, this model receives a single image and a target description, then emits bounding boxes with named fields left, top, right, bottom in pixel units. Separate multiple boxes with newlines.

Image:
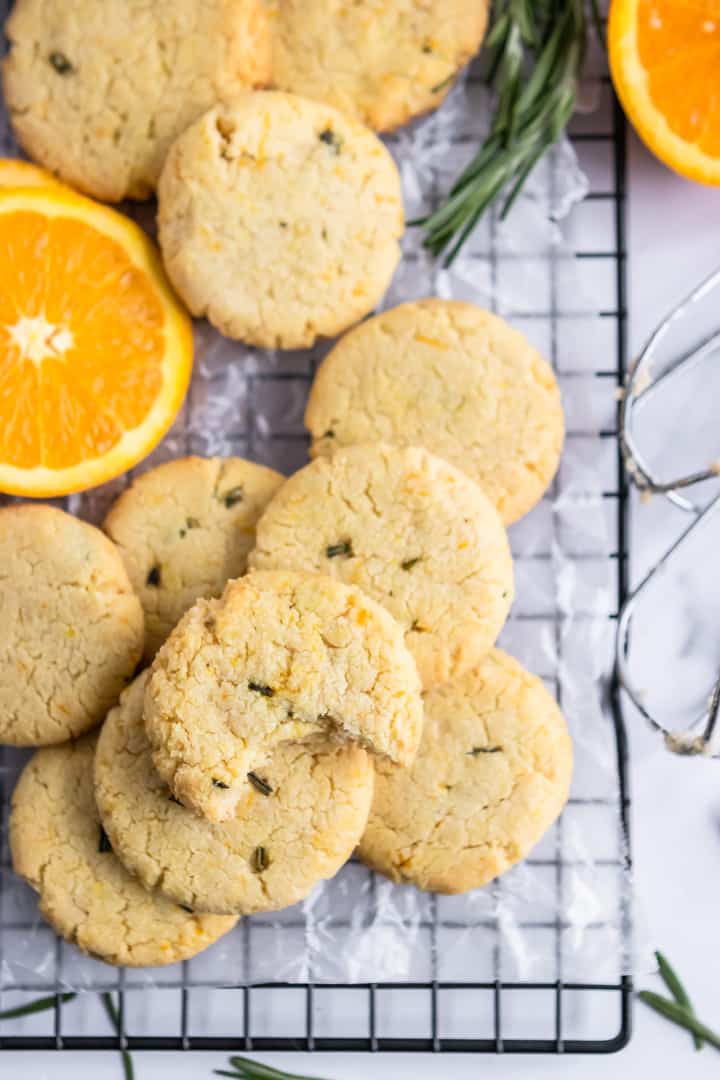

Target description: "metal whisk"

left=616, top=267, right=720, bottom=756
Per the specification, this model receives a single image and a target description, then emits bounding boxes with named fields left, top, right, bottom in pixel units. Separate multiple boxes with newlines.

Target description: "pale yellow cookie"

left=306, top=300, right=565, bottom=524
left=268, top=0, right=488, bottom=131
left=249, top=444, right=514, bottom=689
left=96, top=673, right=374, bottom=915
left=157, top=93, right=404, bottom=349
left=104, top=456, right=284, bottom=661
left=144, top=569, right=422, bottom=822
left=10, top=735, right=237, bottom=966
left=0, top=504, right=144, bottom=746
left=359, top=649, right=573, bottom=893
left=2, top=0, right=271, bottom=201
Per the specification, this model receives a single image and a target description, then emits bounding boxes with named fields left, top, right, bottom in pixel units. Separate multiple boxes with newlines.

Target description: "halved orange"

left=0, top=158, right=65, bottom=190
left=609, top=0, right=720, bottom=185
left=0, top=187, right=193, bottom=497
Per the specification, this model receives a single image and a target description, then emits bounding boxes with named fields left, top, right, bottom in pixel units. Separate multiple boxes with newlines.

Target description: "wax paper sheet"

left=0, top=18, right=632, bottom=994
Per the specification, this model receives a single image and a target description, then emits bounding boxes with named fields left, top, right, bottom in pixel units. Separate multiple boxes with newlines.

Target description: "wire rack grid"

left=0, top=35, right=631, bottom=1057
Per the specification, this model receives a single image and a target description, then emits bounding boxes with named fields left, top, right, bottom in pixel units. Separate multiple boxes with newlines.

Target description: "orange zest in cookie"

left=0, top=187, right=192, bottom=496
left=609, top=0, right=720, bottom=184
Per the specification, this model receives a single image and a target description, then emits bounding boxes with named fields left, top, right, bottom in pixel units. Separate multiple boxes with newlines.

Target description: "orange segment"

left=0, top=188, right=192, bottom=496
left=609, top=0, right=720, bottom=184
left=0, top=158, right=65, bottom=190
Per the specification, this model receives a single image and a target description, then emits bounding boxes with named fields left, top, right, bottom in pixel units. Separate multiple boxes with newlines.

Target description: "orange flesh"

left=0, top=211, right=164, bottom=470
left=638, top=0, right=720, bottom=152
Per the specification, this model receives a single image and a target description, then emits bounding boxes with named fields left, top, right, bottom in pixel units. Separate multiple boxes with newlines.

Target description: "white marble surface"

left=6, top=129, right=720, bottom=1080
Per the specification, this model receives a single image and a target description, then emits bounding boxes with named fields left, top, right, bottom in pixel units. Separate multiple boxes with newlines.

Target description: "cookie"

left=96, top=673, right=374, bottom=915
left=2, top=0, right=271, bottom=202
left=104, top=456, right=284, bottom=660
left=144, top=569, right=422, bottom=822
left=157, top=93, right=404, bottom=349
left=358, top=649, right=573, bottom=893
left=306, top=300, right=565, bottom=524
left=268, top=0, right=488, bottom=131
left=0, top=504, right=144, bottom=746
left=249, top=444, right=514, bottom=689
left=10, top=735, right=237, bottom=966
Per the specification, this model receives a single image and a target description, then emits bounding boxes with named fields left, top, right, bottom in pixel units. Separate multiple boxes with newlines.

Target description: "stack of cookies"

left=1, top=0, right=572, bottom=972
left=4, top=297, right=573, bottom=969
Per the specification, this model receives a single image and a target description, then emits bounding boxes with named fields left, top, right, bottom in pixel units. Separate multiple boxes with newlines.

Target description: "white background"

left=5, top=130, right=720, bottom=1080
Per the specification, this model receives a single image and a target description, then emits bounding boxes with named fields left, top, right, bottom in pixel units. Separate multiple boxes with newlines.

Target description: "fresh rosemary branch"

left=0, top=991, right=76, bottom=1021
left=638, top=992, right=720, bottom=1052
left=101, top=991, right=135, bottom=1080
left=215, top=1055, right=329, bottom=1079
left=419, top=0, right=593, bottom=265
left=655, top=950, right=703, bottom=1050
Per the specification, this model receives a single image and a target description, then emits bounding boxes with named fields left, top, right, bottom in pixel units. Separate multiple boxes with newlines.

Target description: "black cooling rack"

left=0, top=12, right=632, bottom=1054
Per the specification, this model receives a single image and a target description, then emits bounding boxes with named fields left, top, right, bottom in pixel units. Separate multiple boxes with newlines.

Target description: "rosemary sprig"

left=418, top=0, right=593, bottom=265
left=101, top=992, right=135, bottom=1080
left=638, top=992, right=720, bottom=1052
left=215, top=1055, right=329, bottom=1079
left=655, top=950, right=703, bottom=1050
left=0, top=991, right=76, bottom=1020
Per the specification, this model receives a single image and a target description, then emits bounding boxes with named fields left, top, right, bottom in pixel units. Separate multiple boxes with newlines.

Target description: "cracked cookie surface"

left=157, top=93, right=404, bottom=349
left=144, top=569, right=422, bottom=822
left=0, top=504, right=144, bottom=746
left=249, top=444, right=514, bottom=689
left=10, top=735, right=236, bottom=966
left=104, top=456, right=283, bottom=661
left=306, top=299, right=565, bottom=524
left=96, top=673, right=374, bottom=915
left=268, top=0, right=488, bottom=131
left=358, top=649, right=573, bottom=893
left=2, top=0, right=271, bottom=202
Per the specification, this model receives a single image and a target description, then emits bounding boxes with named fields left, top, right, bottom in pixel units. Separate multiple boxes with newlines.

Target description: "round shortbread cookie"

left=249, top=444, right=514, bottom=689
left=144, top=569, right=422, bottom=822
left=157, top=93, right=404, bottom=349
left=96, top=673, right=374, bottom=915
left=10, top=735, right=237, bottom=966
left=0, top=504, right=144, bottom=746
left=358, top=649, right=573, bottom=893
left=306, top=300, right=565, bottom=524
left=2, top=0, right=271, bottom=202
left=268, top=0, right=489, bottom=132
left=104, top=456, right=284, bottom=661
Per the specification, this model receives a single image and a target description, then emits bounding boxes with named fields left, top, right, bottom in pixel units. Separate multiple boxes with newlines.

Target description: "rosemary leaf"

left=248, top=681, right=275, bottom=698
left=420, top=0, right=591, bottom=264
left=221, top=486, right=245, bottom=508
left=101, top=992, right=135, bottom=1080
left=146, top=564, right=162, bottom=587
left=49, top=51, right=73, bottom=75
left=656, top=951, right=703, bottom=1050
left=223, top=1055, right=329, bottom=1079
left=326, top=540, right=353, bottom=559
left=247, top=771, right=273, bottom=796
left=0, top=992, right=76, bottom=1021
left=401, top=557, right=421, bottom=571
left=252, top=845, right=269, bottom=873
left=638, top=992, right=720, bottom=1052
